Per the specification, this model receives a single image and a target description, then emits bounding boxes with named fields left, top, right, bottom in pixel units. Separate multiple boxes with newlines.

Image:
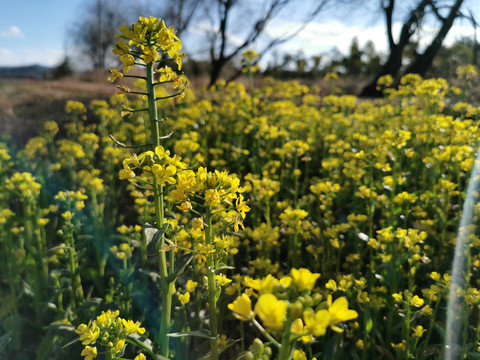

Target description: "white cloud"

left=1, top=25, right=25, bottom=39
left=190, top=22, right=244, bottom=47
left=264, top=20, right=392, bottom=57
left=0, top=47, right=64, bottom=67
left=0, top=48, right=15, bottom=65
left=264, top=19, right=476, bottom=58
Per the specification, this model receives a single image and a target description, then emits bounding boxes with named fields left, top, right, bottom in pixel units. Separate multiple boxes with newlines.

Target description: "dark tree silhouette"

left=360, top=0, right=465, bottom=97
left=202, top=0, right=337, bottom=86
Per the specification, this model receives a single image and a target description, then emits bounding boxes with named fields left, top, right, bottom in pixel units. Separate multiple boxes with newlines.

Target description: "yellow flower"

left=177, top=201, right=192, bottom=211
left=411, top=295, right=424, bottom=308
left=303, top=308, right=330, bottom=337
left=75, top=322, right=100, bottom=345
left=81, top=346, right=98, bottom=360
left=119, top=168, right=135, bottom=180
left=122, top=319, right=146, bottom=335
left=228, top=293, right=254, bottom=321
left=244, top=274, right=278, bottom=294
left=325, top=279, right=337, bottom=291
left=215, top=274, right=232, bottom=286
left=293, top=349, right=307, bottom=360
left=178, top=292, right=190, bottom=305
left=235, top=194, right=250, bottom=219
left=186, top=280, right=198, bottom=292
left=290, top=268, right=321, bottom=292
left=114, top=339, right=125, bottom=353
left=327, top=296, right=358, bottom=332
left=108, top=68, right=123, bottom=82
left=391, top=340, right=406, bottom=351
left=158, top=66, right=175, bottom=82
left=205, top=189, right=221, bottom=206
left=291, top=318, right=312, bottom=343
left=392, top=293, right=403, bottom=303
left=151, top=164, right=176, bottom=185
left=134, top=354, right=146, bottom=360
left=412, top=325, right=426, bottom=338
left=254, top=294, right=287, bottom=330
left=62, top=211, right=74, bottom=221
left=192, top=217, right=204, bottom=230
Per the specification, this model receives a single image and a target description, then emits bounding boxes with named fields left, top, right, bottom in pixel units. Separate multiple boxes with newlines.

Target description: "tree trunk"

left=359, top=0, right=430, bottom=97
left=404, top=0, right=464, bottom=76
left=208, top=59, right=224, bottom=87
left=360, top=46, right=403, bottom=97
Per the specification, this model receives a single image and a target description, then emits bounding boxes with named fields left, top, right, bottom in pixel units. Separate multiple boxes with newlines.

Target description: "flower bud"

left=312, top=293, right=323, bottom=305
left=253, top=338, right=264, bottom=356
left=289, top=301, right=303, bottom=319
left=243, top=351, right=254, bottom=360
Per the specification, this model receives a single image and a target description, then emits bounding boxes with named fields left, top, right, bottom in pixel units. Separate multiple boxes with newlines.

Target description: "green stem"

left=252, top=319, right=281, bottom=348
left=205, top=206, right=219, bottom=360
left=147, top=62, right=172, bottom=357
left=277, top=318, right=294, bottom=360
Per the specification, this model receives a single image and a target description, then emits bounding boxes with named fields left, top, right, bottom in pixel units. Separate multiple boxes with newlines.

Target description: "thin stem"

left=205, top=206, right=219, bottom=360
left=252, top=319, right=281, bottom=348
left=147, top=62, right=172, bottom=358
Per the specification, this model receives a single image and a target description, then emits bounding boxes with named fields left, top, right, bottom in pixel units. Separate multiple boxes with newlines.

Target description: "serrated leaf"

left=167, top=329, right=217, bottom=339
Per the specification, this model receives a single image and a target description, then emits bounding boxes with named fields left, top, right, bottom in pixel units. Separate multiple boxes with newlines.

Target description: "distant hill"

left=0, top=65, right=52, bottom=80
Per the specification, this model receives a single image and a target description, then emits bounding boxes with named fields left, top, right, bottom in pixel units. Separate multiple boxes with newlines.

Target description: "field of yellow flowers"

left=2, top=16, right=480, bottom=360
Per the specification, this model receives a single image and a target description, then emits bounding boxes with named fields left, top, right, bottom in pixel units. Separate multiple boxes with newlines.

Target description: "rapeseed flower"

left=254, top=294, right=287, bottom=330
left=228, top=293, right=254, bottom=321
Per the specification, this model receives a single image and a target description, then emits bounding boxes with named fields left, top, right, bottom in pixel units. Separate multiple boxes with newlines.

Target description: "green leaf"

left=167, top=329, right=217, bottom=339
left=138, top=269, right=162, bottom=282
left=145, top=223, right=170, bottom=255
left=468, top=352, right=480, bottom=360
left=168, top=253, right=194, bottom=283
left=0, top=330, right=12, bottom=353
left=47, top=245, right=72, bottom=253
left=35, top=333, right=57, bottom=360
left=61, top=337, right=80, bottom=350
left=74, top=297, right=103, bottom=314
left=214, top=264, right=235, bottom=273
left=365, top=307, right=373, bottom=334
left=45, top=322, right=76, bottom=333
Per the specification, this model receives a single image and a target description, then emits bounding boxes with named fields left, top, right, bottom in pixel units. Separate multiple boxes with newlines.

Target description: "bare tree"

left=161, top=0, right=205, bottom=37
left=360, top=0, right=465, bottom=97
left=69, top=0, right=128, bottom=70
left=198, top=0, right=336, bottom=86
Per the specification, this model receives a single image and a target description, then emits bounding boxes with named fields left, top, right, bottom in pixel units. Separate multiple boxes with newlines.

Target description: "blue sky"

left=0, top=0, right=477, bottom=69
left=0, top=0, right=85, bottom=67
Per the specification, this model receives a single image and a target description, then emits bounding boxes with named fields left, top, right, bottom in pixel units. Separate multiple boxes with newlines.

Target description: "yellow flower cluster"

left=109, top=16, right=186, bottom=89
left=75, top=310, right=146, bottom=360
left=228, top=268, right=358, bottom=344
left=119, top=145, right=186, bottom=185
left=5, top=172, right=42, bottom=199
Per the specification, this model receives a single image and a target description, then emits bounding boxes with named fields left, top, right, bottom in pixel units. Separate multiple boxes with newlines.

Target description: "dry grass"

left=0, top=74, right=117, bottom=145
